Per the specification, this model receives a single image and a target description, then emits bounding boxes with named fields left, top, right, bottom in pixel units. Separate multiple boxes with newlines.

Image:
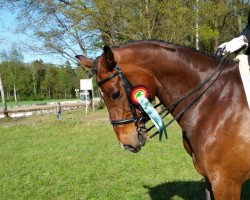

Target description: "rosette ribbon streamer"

left=136, top=94, right=167, bottom=141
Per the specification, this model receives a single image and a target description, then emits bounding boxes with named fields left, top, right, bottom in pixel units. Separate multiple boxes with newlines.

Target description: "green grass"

left=0, top=109, right=249, bottom=199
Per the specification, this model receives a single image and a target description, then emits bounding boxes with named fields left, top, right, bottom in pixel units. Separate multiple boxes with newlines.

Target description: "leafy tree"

left=41, top=64, right=58, bottom=99
left=16, top=64, right=33, bottom=98
left=58, top=61, right=77, bottom=98
left=197, top=0, right=249, bottom=52
left=0, top=47, right=24, bottom=104
left=30, top=60, right=46, bottom=98
left=0, top=0, right=249, bottom=61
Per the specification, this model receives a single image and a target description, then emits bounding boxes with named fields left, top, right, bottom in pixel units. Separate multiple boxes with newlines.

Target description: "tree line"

left=0, top=47, right=89, bottom=102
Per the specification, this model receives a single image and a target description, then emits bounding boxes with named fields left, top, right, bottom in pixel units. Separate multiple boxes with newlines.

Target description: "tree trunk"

left=0, top=75, right=8, bottom=117
left=214, top=20, right=219, bottom=51
left=145, top=0, right=151, bottom=39
left=32, top=71, right=37, bottom=97
left=33, top=81, right=37, bottom=97
left=235, top=3, right=242, bottom=33
left=195, top=0, right=200, bottom=50
left=48, top=86, right=51, bottom=99
left=13, top=84, right=18, bottom=106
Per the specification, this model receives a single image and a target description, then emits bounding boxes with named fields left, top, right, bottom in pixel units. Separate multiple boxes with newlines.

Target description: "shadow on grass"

left=145, top=179, right=250, bottom=200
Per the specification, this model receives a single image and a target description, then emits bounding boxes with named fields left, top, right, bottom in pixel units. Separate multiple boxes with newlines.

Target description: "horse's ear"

left=75, top=55, right=93, bottom=69
left=103, top=45, right=116, bottom=71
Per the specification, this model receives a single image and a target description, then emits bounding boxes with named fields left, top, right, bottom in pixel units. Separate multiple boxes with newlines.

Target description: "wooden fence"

left=0, top=99, right=101, bottom=118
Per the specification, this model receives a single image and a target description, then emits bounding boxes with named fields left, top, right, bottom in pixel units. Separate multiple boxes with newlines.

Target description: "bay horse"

left=76, top=40, right=250, bottom=200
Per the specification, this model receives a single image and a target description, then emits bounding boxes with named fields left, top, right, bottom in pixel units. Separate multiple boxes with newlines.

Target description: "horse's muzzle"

left=121, top=131, right=147, bottom=153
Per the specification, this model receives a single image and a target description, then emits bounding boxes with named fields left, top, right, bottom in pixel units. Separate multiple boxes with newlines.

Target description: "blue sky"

left=0, top=10, right=68, bottom=65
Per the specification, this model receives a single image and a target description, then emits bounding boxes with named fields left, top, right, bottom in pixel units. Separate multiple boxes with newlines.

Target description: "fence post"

left=0, top=74, right=8, bottom=117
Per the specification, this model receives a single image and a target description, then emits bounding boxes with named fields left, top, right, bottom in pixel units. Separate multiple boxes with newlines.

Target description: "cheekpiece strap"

left=96, top=72, right=119, bottom=86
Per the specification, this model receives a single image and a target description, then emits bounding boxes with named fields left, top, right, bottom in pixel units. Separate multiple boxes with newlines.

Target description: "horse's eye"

left=110, top=91, right=121, bottom=100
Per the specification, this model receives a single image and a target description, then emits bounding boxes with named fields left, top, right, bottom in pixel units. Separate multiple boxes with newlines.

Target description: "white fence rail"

left=0, top=99, right=101, bottom=118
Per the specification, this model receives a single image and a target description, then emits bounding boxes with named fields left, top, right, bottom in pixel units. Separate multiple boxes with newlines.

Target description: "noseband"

left=96, top=65, right=149, bottom=128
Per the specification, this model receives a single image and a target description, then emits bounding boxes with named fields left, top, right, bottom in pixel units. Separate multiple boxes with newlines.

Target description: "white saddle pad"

left=234, top=55, right=250, bottom=109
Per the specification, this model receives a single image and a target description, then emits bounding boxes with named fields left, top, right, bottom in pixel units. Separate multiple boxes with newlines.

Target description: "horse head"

left=76, top=45, right=157, bottom=153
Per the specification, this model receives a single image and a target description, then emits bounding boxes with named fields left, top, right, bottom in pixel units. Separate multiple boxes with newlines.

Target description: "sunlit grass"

left=0, top=109, right=249, bottom=199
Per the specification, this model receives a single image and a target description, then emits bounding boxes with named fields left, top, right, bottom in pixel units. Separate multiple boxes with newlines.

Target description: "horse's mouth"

left=123, top=144, right=141, bottom=153
left=121, top=132, right=147, bottom=153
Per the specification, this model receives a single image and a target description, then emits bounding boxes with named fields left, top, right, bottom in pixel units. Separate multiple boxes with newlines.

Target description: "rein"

left=149, top=55, right=230, bottom=139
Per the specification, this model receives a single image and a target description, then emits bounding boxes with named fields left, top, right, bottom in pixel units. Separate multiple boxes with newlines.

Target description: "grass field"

left=0, top=109, right=249, bottom=200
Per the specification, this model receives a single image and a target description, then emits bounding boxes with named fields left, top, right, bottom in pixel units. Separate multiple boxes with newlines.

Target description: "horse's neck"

left=115, top=43, right=243, bottom=136
left=148, top=48, right=236, bottom=130
left=150, top=49, right=219, bottom=105
left=115, top=45, right=225, bottom=116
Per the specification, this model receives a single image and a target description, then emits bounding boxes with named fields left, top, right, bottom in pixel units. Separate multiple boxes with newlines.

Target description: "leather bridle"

left=96, top=65, right=149, bottom=129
